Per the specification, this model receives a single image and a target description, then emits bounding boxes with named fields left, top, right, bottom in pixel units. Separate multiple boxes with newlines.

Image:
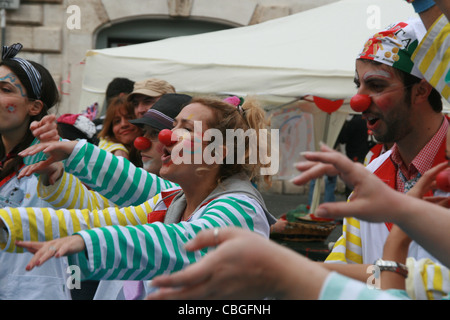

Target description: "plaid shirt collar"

left=390, top=117, right=448, bottom=192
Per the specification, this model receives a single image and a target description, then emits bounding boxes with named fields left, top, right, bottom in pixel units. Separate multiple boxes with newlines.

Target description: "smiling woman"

left=97, top=95, right=142, bottom=167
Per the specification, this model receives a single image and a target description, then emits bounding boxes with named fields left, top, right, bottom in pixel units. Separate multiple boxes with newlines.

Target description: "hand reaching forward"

left=296, top=144, right=450, bottom=221
left=146, top=227, right=328, bottom=300
left=290, top=143, right=340, bottom=186
left=294, top=144, right=401, bottom=222
left=17, top=140, right=78, bottom=180
left=146, top=228, right=276, bottom=300
left=17, top=114, right=65, bottom=184
left=16, top=235, right=86, bottom=271
left=30, top=114, right=60, bottom=142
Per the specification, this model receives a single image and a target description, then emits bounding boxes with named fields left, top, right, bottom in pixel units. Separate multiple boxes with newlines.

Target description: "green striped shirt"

left=70, top=193, right=270, bottom=281
left=64, top=140, right=177, bottom=207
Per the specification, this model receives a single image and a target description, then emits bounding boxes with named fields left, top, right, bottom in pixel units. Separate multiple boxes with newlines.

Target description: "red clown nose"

left=436, top=169, right=450, bottom=192
left=158, top=129, right=176, bottom=146
left=134, top=137, right=152, bottom=150
left=350, top=94, right=372, bottom=112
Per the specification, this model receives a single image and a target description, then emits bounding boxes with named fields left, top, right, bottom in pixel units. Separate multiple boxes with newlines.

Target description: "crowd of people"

left=0, top=0, right=448, bottom=301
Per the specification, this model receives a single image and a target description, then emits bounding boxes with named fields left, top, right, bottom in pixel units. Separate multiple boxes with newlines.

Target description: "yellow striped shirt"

left=98, top=137, right=129, bottom=155
left=412, top=14, right=450, bottom=102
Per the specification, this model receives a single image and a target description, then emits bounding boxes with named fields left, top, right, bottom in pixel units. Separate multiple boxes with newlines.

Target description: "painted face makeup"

left=6, top=105, right=16, bottom=113
left=170, top=124, right=205, bottom=165
left=0, top=73, right=27, bottom=97
left=178, top=113, right=203, bottom=155
left=354, top=66, right=407, bottom=110
left=142, top=159, right=155, bottom=171
left=139, top=137, right=165, bottom=174
left=363, top=70, right=407, bottom=97
left=363, top=70, right=393, bottom=81
left=351, top=70, right=397, bottom=112
left=354, top=59, right=419, bottom=144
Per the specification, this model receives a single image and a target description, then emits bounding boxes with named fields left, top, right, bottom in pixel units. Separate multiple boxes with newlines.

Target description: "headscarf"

left=1, top=43, right=42, bottom=99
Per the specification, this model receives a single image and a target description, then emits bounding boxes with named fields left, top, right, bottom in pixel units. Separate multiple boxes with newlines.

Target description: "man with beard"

left=294, top=18, right=446, bottom=284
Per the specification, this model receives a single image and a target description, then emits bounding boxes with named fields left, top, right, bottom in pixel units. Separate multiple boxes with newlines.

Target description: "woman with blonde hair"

left=1, top=95, right=277, bottom=299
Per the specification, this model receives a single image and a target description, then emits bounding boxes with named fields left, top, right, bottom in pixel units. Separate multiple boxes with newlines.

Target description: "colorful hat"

left=57, top=113, right=97, bottom=144
left=358, top=19, right=426, bottom=78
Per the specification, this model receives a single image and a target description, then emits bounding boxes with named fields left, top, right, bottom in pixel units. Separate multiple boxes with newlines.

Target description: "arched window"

left=95, top=18, right=235, bottom=49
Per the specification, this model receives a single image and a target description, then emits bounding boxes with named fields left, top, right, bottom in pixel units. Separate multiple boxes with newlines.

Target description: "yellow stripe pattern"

left=0, top=191, right=163, bottom=252
left=413, top=14, right=450, bottom=102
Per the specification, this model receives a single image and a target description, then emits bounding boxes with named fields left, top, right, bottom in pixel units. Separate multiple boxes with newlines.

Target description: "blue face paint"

left=0, top=72, right=27, bottom=97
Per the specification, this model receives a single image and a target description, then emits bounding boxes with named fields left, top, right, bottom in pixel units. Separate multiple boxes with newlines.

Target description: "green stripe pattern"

left=70, top=194, right=270, bottom=281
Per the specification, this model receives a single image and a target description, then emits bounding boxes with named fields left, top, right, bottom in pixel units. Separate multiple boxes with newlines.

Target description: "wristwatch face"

left=375, top=259, right=408, bottom=277
left=377, top=260, right=396, bottom=268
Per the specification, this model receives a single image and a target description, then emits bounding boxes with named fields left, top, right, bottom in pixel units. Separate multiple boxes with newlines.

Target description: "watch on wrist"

left=374, top=259, right=409, bottom=278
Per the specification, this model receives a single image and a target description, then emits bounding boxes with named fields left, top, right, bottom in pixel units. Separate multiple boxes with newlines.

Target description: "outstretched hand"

left=291, top=143, right=340, bottom=186
left=294, top=144, right=450, bottom=222
left=17, top=140, right=78, bottom=180
left=295, top=144, right=401, bottom=222
left=16, top=235, right=86, bottom=271
left=146, top=228, right=279, bottom=300
left=146, top=227, right=327, bottom=300
left=30, top=114, right=60, bottom=142
left=17, top=114, right=64, bottom=183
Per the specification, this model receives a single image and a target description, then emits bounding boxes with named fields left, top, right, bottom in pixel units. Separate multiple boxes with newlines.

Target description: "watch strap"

left=374, top=259, right=409, bottom=278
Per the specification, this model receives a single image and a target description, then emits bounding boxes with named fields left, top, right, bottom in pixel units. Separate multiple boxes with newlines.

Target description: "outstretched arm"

left=0, top=196, right=150, bottom=253
left=146, top=228, right=405, bottom=300
left=148, top=227, right=329, bottom=300
left=296, top=144, right=450, bottom=268
left=18, top=140, right=78, bottom=180
left=19, top=139, right=177, bottom=207
left=16, top=194, right=270, bottom=282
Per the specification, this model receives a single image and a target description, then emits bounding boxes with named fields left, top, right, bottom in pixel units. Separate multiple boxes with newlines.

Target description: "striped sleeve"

left=98, top=138, right=129, bottom=155
left=69, top=194, right=270, bottom=281
left=23, top=138, right=57, bottom=166
left=406, top=258, right=450, bottom=300
left=37, top=171, right=116, bottom=210
left=325, top=217, right=363, bottom=264
left=64, top=140, right=178, bottom=207
left=0, top=198, right=153, bottom=253
left=412, top=14, right=450, bottom=102
left=319, top=272, right=408, bottom=300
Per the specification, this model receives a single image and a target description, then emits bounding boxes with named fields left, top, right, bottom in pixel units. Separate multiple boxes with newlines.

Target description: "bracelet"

left=374, top=259, right=409, bottom=278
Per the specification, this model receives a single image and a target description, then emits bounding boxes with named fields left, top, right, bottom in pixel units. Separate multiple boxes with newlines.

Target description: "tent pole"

left=310, top=113, right=331, bottom=214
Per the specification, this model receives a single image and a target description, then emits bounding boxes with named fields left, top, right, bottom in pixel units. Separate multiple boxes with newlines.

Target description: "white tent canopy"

left=78, top=0, right=429, bottom=209
left=79, top=0, right=418, bottom=110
